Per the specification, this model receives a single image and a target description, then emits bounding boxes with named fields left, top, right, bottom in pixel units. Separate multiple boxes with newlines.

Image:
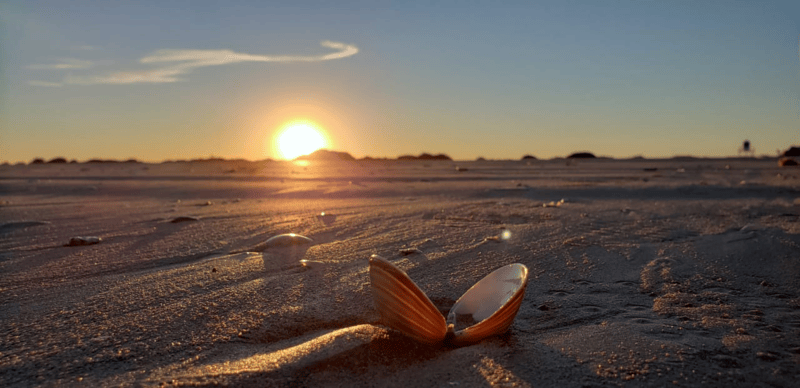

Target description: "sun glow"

left=274, top=121, right=328, bottom=160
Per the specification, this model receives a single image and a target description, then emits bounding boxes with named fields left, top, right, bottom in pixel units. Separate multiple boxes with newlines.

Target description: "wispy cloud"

left=28, top=58, right=95, bottom=70
left=28, top=80, right=63, bottom=87
left=56, top=40, right=358, bottom=85
left=72, top=45, right=96, bottom=51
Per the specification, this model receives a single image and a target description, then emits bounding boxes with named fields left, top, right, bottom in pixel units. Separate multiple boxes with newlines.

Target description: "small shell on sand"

left=263, top=233, right=314, bottom=248
left=67, top=236, right=102, bottom=246
left=233, top=234, right=314, bottom=254
left=169, top=216, right=199, bottom=223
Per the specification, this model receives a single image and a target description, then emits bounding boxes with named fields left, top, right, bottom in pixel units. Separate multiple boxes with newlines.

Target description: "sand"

left=1, top=158, right=799, bottom=387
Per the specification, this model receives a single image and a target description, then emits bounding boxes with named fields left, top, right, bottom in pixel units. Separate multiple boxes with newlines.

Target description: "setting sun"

left=274, top=121, right=328, bottom=160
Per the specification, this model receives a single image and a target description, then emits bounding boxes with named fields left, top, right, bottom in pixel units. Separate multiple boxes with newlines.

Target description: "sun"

left=274, top=121, right=328, bottom=160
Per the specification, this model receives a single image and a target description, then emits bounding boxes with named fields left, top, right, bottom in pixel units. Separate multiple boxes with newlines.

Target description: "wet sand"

left=1, top=158, right=799, bottom=387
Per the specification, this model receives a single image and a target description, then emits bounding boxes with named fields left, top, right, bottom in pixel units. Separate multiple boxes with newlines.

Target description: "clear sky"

left=1, top=0, right=798, bottom=162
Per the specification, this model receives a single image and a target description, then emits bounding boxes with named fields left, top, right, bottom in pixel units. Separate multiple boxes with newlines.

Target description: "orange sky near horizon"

left=1, top=1, right=798, bottom=164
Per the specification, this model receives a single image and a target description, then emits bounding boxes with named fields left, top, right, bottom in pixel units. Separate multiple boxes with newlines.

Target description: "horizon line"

left=4, top=151, right=791, bottom=166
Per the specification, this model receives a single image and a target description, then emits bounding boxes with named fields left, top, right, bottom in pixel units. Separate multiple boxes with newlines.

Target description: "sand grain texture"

left=1, top=159, right=799, bottom=387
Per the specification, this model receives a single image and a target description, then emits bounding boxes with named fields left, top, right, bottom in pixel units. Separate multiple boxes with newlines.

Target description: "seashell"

left=369, top=255, right=528, bottom=346
left=446, top=262, right=528, bottom=346
left=235, top=233, right=313, bottom=256
left=368, top=255, right=447, bottom=344
left=67, top=236, right=102, bottom=246
left=263, top=233, right=313, bottom=248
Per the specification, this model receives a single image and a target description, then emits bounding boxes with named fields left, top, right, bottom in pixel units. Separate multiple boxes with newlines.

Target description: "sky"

left=1, top=0, right=798, bottom=162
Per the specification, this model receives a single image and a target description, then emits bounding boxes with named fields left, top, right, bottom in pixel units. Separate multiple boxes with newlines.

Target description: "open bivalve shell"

left=369, top=255, right=528, bottom=346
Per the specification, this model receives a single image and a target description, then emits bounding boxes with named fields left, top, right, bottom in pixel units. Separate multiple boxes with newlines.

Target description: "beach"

left=1, top=157, right=799, bottom=387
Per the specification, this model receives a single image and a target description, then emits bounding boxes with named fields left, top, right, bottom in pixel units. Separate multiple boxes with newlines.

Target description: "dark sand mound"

left=567, top=152, right=596, bottom=159
left=783, top=146, right=800, bottom=157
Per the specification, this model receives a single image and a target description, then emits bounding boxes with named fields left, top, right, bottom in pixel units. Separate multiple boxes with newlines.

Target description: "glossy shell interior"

left=264, top=233, right=313, bottom=247
left=446, top=263, right=528, bottom=345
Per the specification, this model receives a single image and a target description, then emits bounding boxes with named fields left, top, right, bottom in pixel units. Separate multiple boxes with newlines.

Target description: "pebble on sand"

left=67, top=236, right=102, bottom=246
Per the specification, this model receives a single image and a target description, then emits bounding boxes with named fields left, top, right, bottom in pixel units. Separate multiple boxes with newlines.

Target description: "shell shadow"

left=294, top=333, right=447, bottom=379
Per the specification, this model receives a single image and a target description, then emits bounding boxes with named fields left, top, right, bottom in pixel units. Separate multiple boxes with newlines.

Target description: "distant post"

left=738, top=140, right=754, bottom=157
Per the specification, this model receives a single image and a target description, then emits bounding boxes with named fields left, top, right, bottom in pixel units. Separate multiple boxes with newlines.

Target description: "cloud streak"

left=28, top=80, right=63, bottom=87
left=28, top=58, right=95, bottom=70
left=52, top=40, right=358, bottom=86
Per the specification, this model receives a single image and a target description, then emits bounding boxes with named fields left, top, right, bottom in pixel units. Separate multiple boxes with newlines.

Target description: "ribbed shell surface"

left=369, top=255, right=447, bottom=345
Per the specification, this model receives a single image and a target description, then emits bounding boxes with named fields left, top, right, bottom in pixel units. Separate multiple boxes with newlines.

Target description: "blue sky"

left=1, top=0, right=798, bottom=162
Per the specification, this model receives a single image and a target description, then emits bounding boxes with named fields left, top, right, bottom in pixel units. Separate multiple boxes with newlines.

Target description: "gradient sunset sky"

left=1, top=0, right=798, bottom=163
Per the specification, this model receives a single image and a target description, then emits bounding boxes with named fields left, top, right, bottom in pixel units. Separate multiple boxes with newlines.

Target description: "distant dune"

left=397, top=153, right=452, bottom=161
left=294, top=149, right=356, bottom=161
left=14, top=147, right=800, bottom=167
left=87, top=158, right=141, bottom=164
